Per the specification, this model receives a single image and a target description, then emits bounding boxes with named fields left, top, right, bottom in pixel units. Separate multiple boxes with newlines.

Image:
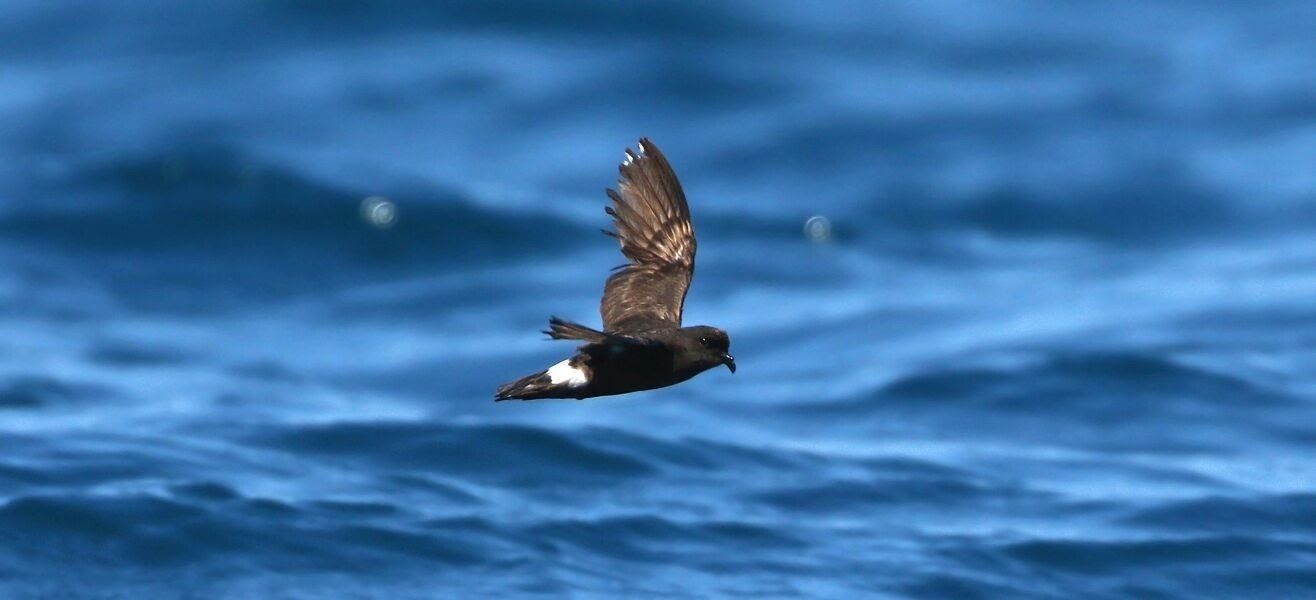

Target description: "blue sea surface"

left=3, top=2, right=1316, bottom=598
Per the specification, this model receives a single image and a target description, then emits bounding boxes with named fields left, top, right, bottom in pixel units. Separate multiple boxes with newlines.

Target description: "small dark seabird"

left=496, top=138, right=735, bottom=401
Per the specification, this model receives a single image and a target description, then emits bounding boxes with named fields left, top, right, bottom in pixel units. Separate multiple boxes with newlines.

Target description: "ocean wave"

left=257, top=422, right=657, bottom=482
left=1, top=148, right=593, bottom=312
left=870, top=165, right=1235, bottom=244
left=991, top=534, right=1316, bottom=597
left=7, top=148, right=586, bottom=257
left=791, top=350, right=1306, bottom=454
left=525, top=514, right=805, bottom=563
left=1122, top=493, right=1316, bottom=535
left=878, top=351, right=1287, bottom=407
left=755, top=476, right=989, bottom=513
left=0, top=492, right=494, bottom=569
left=0, top=376, right=112, bottom=410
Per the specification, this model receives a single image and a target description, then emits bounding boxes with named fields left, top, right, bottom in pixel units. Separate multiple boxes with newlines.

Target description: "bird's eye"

left=700, top=337, right=709, bottom=346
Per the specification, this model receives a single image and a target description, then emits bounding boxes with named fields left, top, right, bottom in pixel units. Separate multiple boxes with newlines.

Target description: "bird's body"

left=496, top=139, right=734, bottom=401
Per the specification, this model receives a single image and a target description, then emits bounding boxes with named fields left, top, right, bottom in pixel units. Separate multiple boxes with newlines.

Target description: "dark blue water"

left=3, top=2, right=1316, bottom=597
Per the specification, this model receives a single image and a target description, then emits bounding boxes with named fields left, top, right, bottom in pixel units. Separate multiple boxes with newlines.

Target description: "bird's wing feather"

left=600, top=138, right=696, bottom=333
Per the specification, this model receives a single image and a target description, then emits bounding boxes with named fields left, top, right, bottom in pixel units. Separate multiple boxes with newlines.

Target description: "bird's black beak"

left=720, top=353, right=736, bottom=373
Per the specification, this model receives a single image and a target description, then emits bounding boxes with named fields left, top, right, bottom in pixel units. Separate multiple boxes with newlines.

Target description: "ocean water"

left=3, top=2, right=1316, bottom=597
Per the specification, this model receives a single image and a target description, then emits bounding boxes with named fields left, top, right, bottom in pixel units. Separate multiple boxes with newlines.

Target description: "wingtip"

left=620, top=138, right=658, bottom=170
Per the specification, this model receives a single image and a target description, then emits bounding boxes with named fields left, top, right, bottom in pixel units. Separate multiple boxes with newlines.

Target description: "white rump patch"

left=546, top=359, right=588, bottom=388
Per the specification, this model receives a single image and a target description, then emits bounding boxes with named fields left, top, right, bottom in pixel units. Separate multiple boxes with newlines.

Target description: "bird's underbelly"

left=586, top=366, right=687, bottom=396
left=579, top=346, right=690, bottom=397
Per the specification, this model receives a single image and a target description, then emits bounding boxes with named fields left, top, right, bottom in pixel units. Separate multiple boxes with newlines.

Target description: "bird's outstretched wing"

left=600, top=138, right=696, bottom=333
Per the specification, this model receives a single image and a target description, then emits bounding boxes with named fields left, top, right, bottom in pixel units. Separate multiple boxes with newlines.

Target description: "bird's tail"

left=495, top=370, right=557, bottom=401
left=544, top=317, right=609, bottom=343
left=495, top=358, right=588, bottom=401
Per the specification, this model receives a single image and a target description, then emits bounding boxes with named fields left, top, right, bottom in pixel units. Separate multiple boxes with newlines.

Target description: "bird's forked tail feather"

left=495, top=370, right=557, bottom=401
left=544, top=317, right=609, bottom=343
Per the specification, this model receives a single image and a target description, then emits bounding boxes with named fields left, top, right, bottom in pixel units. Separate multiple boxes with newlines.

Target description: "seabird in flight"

left=496, top=138, right=734, bottom=400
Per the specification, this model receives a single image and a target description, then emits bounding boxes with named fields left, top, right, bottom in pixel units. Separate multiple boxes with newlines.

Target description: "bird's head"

left=685, top=326, right=735, bottom=374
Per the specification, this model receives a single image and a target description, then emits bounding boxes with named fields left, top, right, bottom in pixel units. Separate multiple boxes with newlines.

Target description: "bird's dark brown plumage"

left=496, top=138, right=733, bottom=401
